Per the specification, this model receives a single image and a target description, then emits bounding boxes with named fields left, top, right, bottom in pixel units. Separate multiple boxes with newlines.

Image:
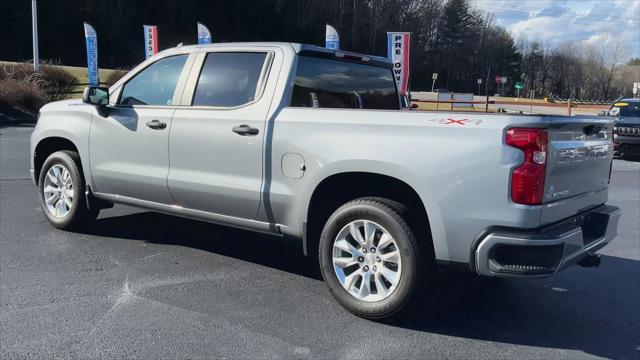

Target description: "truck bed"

left=267, top=108, right=614, bottom=264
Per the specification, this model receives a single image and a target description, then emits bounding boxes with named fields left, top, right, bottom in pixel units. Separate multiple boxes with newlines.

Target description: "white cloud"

left=469, top=0, right=640, bottom=60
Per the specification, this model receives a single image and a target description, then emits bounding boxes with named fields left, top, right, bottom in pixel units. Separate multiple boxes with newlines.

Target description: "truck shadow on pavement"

left=83, top=210, right=639, bottom=360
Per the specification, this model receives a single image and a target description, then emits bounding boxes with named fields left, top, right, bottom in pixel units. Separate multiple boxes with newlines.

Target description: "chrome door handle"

left=232, top=124, right=259, bottom=136
left=146, top=120, right=167, bottom=130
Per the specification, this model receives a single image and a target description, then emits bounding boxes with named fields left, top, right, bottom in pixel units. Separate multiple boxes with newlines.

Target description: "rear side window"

left=192, top=52, right=268, bottom=107
left=120, top=55, right=188, bottom=106
left=290, top=56, right=399, bottom=110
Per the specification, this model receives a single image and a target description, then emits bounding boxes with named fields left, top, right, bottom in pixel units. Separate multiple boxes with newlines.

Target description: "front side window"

left=192, top=52, right=268, bottom=107
left=290, top=56, right=399, bottom=110
left=119, top=55, right=188, bottom=106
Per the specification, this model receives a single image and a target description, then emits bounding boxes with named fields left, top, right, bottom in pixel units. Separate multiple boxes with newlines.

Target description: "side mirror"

left=82, top=86, right=110, bottom=116
left=597, top=111, right=607, bottom=116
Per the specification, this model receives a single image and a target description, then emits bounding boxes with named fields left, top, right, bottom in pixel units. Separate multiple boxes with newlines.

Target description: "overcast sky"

left=469, top=0, right=640, bottom=60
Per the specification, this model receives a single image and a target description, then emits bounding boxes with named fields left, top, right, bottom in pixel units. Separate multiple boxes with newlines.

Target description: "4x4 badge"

left=427, top=118, right=486, bottom=126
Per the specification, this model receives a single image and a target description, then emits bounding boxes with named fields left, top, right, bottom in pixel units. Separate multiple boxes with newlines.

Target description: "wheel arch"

left=34, top=137, right=81, bottom=182
left=304, top=171, right=435, bottom=262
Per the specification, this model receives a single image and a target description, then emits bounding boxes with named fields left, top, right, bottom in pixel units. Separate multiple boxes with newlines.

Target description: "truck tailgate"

left=541, top=117, right=614, bottom=224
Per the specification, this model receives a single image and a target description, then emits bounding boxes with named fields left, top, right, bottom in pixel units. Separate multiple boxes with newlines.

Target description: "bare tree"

left=597, top=32, right=626, bottom=99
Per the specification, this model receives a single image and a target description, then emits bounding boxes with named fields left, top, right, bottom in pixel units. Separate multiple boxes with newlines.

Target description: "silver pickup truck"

left=30, top=42, right=621, bottom=319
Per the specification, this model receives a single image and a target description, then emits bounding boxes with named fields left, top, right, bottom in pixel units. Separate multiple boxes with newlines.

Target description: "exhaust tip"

left=578, top=254, right=601, bottom=268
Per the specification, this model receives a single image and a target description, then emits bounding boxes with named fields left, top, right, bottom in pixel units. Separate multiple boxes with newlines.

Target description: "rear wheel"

left=38, top=151, right=99, bottom=229
left=319, top=197, right=423, bottom=319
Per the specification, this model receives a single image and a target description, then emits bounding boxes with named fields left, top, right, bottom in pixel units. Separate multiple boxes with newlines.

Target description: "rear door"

left=167, top=49, right=277, bottom=219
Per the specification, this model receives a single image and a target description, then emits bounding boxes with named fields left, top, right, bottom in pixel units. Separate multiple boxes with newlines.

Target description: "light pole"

left=32, top=0, right=39, bottom=72
left=431, top=72, right=438, bottom=93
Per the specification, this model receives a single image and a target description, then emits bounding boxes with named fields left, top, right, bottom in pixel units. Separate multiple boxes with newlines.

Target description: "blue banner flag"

left=83, top=22, right=99, bottom=86
left=197, top=22, right=212, bottom=44
left=325, top=24, right=339, bottom=50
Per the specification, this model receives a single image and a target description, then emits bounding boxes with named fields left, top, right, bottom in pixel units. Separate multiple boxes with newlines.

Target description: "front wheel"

left=319, top=197, right=423, bottom=319
left=38, top=151, right=99, bottom=229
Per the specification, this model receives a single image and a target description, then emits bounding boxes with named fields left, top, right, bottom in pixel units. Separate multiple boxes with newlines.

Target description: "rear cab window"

left=290, top=54, right=400, bottom=110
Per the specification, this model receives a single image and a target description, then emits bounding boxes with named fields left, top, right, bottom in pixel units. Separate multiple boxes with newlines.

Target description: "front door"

left=168, top=50, right=274, bottom=219
left=89, top=54, right=191, bottom=204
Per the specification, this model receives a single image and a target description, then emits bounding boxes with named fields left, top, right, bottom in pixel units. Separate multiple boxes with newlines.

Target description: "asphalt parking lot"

left=1, top=123, right=638, bottom=359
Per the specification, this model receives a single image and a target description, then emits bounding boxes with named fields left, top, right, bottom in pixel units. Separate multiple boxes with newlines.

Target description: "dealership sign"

left=325, top=24, right=340, bottom=49
left=387, top=32, right=411, bottom=95
left=143, top=25, right=159, bottom=59
left=83, top=22, right=99, bottom=86
left=197, top=22, right=212, bottom=44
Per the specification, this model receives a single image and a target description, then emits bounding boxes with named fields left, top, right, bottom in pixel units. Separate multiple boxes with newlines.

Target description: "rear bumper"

left=475, top=205, right=621, bottom=277
left=614, top=141, right=640, bottom=156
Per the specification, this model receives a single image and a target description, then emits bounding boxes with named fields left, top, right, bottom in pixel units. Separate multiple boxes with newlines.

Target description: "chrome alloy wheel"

left=42, top=164, right=74, bottom=218
left=332, top=220, right=402, bottom=302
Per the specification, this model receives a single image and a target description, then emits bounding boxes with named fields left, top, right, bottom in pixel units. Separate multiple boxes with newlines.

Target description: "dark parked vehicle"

left=609, top=99, right=640, bottom=159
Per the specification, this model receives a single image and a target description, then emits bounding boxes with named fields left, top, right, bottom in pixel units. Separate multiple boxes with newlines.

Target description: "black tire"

left=319, top=197, right=423, bottom=319
left=38, top=150, right=99, bottom=230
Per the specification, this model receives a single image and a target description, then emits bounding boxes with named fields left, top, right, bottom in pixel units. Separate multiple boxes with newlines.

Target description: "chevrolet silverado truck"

left=30, top=43, right=621, bottom=319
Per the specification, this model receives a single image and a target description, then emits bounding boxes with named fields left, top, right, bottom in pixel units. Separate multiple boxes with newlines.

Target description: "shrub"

left=104, top=69, right=128, bottom=85
left=39, top=62, right=78, bottom=101
left=2, top=62, right=42, bottom=85
left=0, top=78, right=48, bottom=113
left=1, top=60, right=78, bottom=102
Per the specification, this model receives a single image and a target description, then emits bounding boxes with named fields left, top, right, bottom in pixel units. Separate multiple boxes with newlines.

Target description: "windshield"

left=609, top=101, right=640, bottom=118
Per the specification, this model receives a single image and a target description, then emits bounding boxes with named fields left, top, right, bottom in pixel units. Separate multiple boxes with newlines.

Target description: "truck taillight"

left=506, top=128, right=548, bottom=205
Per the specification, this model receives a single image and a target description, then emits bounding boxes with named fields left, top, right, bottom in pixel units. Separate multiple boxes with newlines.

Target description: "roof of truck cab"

left=293, top=43, right=392, bottom=66
left=160, top=42, right=392, bottom=65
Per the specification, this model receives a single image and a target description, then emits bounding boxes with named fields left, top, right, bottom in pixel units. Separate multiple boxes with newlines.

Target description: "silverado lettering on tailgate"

left=555, top=144, right=611, bottom=165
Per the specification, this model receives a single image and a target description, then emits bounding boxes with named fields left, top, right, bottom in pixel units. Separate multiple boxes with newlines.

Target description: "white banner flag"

left=143, top=25, right=158, bottom=59
left=387, top=32, right=411, bottom=95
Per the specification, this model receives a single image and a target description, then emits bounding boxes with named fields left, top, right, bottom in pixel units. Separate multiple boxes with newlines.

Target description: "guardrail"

left=412, top=98, right=609, bottom=115
left=412, top=99, right=495, bottom=112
